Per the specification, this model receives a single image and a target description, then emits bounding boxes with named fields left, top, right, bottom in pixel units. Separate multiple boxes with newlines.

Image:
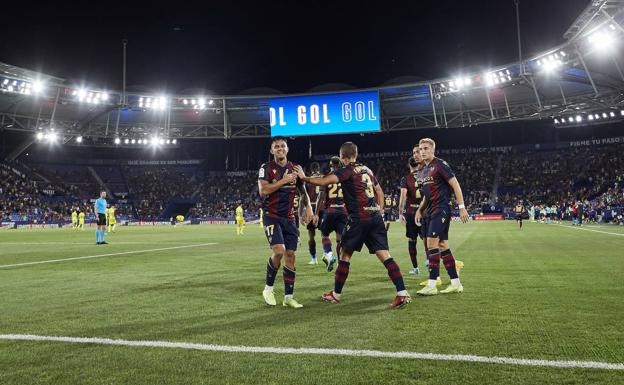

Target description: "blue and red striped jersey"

left=320, top=174, right=347, bottom=215
left=306, top=173, right=322, bottom=211
left=333, top=162, right=380, bottom=221
left=419, top=157, right=455, bottom=214
left=259, top=160, right=302, bottom=221
left=400, top=170, right=423, bottom=215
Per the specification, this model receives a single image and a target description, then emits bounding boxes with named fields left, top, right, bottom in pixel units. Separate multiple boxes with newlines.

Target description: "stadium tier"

left=2, top=136, right=623, bottom=224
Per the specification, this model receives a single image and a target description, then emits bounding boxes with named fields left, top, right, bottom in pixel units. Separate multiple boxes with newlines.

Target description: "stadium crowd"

left=2, top=143, right=623, bottom=224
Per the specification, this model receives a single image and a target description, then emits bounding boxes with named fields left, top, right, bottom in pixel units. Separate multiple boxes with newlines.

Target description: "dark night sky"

left=0, top=1, right=589, bottom=95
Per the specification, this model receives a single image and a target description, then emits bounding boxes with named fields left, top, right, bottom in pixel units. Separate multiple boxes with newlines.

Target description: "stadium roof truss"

left=1, top=0, right=623, bottom=145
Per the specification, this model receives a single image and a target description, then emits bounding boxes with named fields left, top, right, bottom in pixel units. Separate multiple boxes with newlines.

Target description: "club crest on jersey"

left=441, top=217, right=446, bottom=223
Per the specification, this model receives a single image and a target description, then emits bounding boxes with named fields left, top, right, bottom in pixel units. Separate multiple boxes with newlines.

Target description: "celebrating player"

left=295, top=142, right=411, bottom=309
left=305, top=162, right=323, bottom=265
left=399, top=152, right=424, bottom=275
left=316, top=156, right=348, bottom=272
left=258, top=136, right=313, bottom=309
left=235, top=203, right=245, bottom=235
left=94, top=191, right=108, bottom=245
left=415, top=138, right=469, bottom=295
left=71, top=208, right=78, bottom=229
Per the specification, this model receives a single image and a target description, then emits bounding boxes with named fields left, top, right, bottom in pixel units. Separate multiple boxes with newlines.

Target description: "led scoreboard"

left=269, top=90, right=380, bottom=137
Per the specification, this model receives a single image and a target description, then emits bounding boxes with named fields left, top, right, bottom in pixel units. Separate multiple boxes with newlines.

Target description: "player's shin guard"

left=334, top=260, right=350, bottom=294
left=408, top=239, right=418, bottom=268
left=322, top=236, right=332, bottom=254
left=265, top=257, right=279, bottom=287
left=441, top=249, right=458, bottom=279
left=383, top=258, right=406, bottom=292
left=427, top=248, right=441, bottom=280
left=283, top=266, right=296, bottom=296
left=336, top=240, right=342, bottom=258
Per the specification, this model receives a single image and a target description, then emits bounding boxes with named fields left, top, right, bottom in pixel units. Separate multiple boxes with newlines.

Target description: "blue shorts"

left=263, top=215, right=299, bottom=251
left=341, top=215, right=389, bottom=254
left=318, top=211, right=348, bottom=237
left=426, top=209, right=451, bottom=241
left=405, top=212, right=421, bottom=240
left=419, top=216, right=428, bottom=240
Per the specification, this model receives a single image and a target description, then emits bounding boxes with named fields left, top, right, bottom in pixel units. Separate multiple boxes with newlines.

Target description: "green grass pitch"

left=0, top=221, right=623, bottom=384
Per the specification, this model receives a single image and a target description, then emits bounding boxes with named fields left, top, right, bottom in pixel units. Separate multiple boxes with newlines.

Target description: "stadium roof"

left=1, top=0, right=623, bottom=146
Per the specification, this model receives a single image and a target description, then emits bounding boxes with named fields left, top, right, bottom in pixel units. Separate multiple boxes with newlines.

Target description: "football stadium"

left=1, top=1, right=624, bottom=384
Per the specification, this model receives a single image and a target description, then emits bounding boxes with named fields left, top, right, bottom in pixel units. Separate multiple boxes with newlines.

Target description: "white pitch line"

left=553, top=223, right=624, bottom=237
left=0, top=334, right=621, bottom=371
left=0, top=243, right=217, bottom=269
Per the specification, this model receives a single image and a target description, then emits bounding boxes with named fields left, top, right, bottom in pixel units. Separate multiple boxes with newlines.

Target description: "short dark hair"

left=310, top=162, right=320, bottom=173
left=330, top=156, right=341, bottom=167
left=271, top=136, right=287, bottom=144
left=408, top=157, right=418, bottom=167
left=340, top=142, right=358, bottom=158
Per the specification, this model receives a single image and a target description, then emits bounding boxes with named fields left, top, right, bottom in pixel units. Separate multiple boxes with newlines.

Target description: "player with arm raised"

left=258, top=136, right=313, bottom=309
left=295, top=142, right=410, bottom=309
left=415, top=138, right=469, bottom=296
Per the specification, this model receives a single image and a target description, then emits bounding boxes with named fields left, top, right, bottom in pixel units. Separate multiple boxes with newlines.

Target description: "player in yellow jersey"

left=78, top=210, right=85, bottom=230
left=235, top=204, right=245, bottom=235
left=106, top=206, right=117, bottom=233
left=514, top=201, right=526, bottom=229
left=71, top=209, right=78, bottom=229
left=259, top=208, right=264, bottom=228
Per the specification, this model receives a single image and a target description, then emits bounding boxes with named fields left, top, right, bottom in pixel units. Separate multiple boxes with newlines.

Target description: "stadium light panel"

left=609, top=111, right=616, bottom=118
left=172, top=139, right=177, bottom=144
left=114, top=138, right=121, bottom=144
left=124, top=138, right=129, bottom=144
left=588, top=114, right=594, bottom=121
left=554, top=118, right=559, bottom=124
left=209, top=99, right=214, bottom=105
left=588, top=30, right=614, bottom=51
left=76, top=136, right=83, bottom=143
left=602, top=113, right=608, bottom=118
left=32, top=81, right=44, bottom=93
left=159, top=138, right=165, bottom=145
left=575, top=115, right=582, bottom=123
left=621, top=110, right=624, bottom=116
left=48, top=132, right=58, bottom=142
left=36, top=132, right=44, bottom=140
left=568, top=117, right=574, bottom=123
left=166, top=139, right=171, bottom=144
left=131, top=139, right=136, bottom=144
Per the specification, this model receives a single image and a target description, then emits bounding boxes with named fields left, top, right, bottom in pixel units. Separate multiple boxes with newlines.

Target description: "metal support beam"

left=49, top=87, right=61, bottom=129
left=428, top=83, right=438, bottom=127
left=576, top=47, right=599, bottom=97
